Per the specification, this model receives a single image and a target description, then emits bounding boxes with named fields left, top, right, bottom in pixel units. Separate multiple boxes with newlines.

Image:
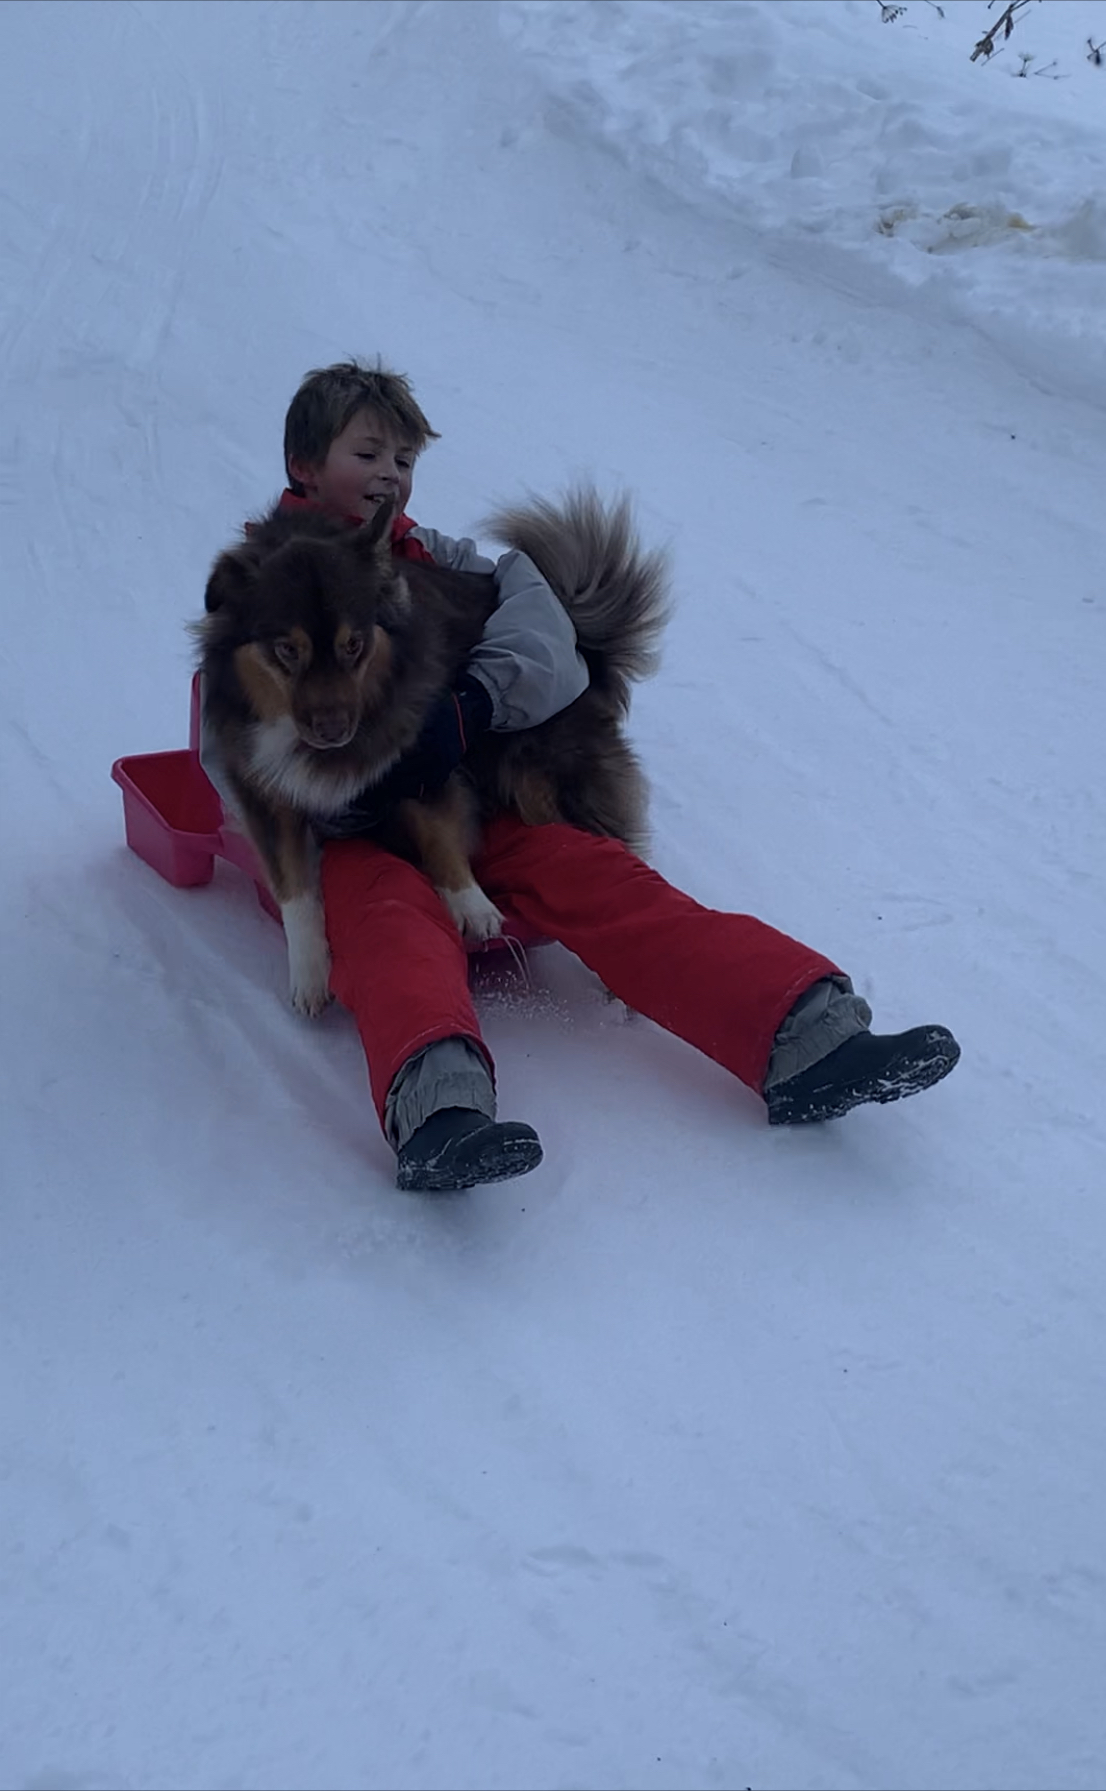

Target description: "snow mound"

left=503, top=0, right=1106, bottom=395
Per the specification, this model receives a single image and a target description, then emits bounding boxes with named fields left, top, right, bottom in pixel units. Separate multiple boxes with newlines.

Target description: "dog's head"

left=196, top=501, right=410, bottom=752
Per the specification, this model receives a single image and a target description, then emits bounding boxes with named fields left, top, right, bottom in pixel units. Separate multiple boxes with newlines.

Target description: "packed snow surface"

left=2, top=3, right=1104, bottom=1788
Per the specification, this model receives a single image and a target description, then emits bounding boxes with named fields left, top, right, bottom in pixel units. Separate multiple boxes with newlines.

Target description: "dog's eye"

left=273, top=639, right=300, bottom=672
left=342, top=633, right=365, bottom=663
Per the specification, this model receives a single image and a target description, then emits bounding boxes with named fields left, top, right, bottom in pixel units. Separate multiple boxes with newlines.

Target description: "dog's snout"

left=305, top=709, right=355, bottom=748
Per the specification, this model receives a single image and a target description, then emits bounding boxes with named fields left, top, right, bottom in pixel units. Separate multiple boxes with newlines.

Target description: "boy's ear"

left=287, top=456, right=318, bottom=495
left=347, top=497, right=395, bottom=568
left=203, top=543, right=261, bottom=613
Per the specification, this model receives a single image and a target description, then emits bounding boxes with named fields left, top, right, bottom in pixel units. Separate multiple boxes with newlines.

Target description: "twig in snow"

left=1012, top=50, right=1064, bottom=79
left=971, top=0, right=1042, bottom=64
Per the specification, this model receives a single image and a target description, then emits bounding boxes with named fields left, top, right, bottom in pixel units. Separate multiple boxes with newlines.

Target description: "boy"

left=222, top=360, right=960, bottom=1192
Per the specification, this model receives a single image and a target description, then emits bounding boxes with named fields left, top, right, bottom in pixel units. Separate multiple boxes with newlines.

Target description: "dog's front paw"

left=282, top=894, right=332, bottom=1018
left=439, top=883, right=505, bottom=943
left=289, top=961, right=332, bottom=1018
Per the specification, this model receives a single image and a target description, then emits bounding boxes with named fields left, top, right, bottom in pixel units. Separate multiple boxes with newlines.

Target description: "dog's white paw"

left=282, top=894, right=332, bottom=1018
left=439, top=882, right=505, bottom=943
left=289, top=962, right=332, bottom=1018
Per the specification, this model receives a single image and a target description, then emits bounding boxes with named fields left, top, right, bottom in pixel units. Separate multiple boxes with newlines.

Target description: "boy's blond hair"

left=283, top=360, right=440, bottom=493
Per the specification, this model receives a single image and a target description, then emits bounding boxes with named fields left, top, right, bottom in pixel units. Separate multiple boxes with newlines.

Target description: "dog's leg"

left=280, top=885, right=332, bottom=1018
left=496, top=761, right=565, bottom=831
left=231, top=783, right=331, bottom=1016
left=271, top=815, right=330, bottom=1016
left=397, top=782, right=504, bottom=943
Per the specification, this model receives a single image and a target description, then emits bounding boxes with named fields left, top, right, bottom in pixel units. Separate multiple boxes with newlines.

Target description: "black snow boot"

left=766, top=1025, right=960, bottom=1126
left=396, top=1106, right=543, bottom=1193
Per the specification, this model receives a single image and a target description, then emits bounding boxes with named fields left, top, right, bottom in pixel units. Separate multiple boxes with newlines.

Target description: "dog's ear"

left=203, top=543, right=262, bottom=614
left=341, top=501, right=411, bottom=629
left=376, top=575, right=412, bottom=632
left=346, top=498, right=395, bottom=569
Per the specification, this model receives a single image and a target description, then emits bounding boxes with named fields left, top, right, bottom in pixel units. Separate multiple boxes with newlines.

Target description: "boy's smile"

left=289, top=409, right=416, bottom=522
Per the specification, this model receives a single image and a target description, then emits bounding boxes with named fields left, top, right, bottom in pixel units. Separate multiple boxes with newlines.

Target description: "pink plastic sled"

left=110, top=675, right=542, bottom=952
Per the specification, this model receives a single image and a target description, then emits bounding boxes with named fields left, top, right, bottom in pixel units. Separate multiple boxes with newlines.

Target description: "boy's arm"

left=412, top=528, right=589, bottom=730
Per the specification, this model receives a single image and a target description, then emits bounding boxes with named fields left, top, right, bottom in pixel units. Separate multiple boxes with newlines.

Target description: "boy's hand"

left=384, top=672, right=494, bottom=802
left=325, top=673, right=494, bottom=835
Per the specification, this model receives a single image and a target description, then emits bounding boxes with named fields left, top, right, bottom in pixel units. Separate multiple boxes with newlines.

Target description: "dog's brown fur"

left=193, top=489, right=668, bottom=1014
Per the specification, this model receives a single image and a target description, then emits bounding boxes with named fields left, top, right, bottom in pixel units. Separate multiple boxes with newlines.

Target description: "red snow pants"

left=321, top=814, right=842, bottom=1133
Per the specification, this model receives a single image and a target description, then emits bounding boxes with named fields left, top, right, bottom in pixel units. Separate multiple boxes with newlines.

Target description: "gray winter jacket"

left=408, top=526, right=589, bottom=730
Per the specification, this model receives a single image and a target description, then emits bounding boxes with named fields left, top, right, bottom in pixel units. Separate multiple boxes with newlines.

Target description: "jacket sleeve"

left=411, top=526, right=589, bottom=732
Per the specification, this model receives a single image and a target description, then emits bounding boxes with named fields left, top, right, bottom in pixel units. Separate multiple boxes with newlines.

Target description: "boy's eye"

left=355, top=451, right=412, bottom=469
left=272, top=639, right=300, bottom=672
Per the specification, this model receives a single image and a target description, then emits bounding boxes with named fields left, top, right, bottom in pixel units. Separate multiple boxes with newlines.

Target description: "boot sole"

left=768, top=1028, right=961, bottom=1126
left=397, top=1130, right=544, bottom=1193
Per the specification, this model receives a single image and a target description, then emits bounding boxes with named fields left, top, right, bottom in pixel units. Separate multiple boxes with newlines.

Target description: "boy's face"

left=289, top=409, right=416, bottom=522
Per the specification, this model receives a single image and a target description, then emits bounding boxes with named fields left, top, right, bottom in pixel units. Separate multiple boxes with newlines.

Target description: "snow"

left=1, top=2, right=1104, bottom=1787
left=505, top=0, right=1106, bottom=402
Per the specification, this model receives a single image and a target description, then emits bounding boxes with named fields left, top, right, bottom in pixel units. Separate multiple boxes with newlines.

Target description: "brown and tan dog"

left=194, top=487, right=668, bottom=1015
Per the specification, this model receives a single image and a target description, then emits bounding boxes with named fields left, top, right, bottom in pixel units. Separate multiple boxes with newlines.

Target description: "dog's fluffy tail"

left=484, top=487, right=670, bottom=710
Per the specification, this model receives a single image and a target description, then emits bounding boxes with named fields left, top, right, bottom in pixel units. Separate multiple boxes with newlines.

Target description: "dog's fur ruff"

left=193, top=488, right=669, bottom=1015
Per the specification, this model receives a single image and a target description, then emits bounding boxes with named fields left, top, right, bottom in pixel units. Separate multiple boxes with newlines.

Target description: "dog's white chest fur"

left=247, top=718, right=389, bottom=814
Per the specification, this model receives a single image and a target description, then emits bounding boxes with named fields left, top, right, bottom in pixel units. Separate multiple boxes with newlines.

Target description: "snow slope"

left=2, top=3, right=1104, bottom=1788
